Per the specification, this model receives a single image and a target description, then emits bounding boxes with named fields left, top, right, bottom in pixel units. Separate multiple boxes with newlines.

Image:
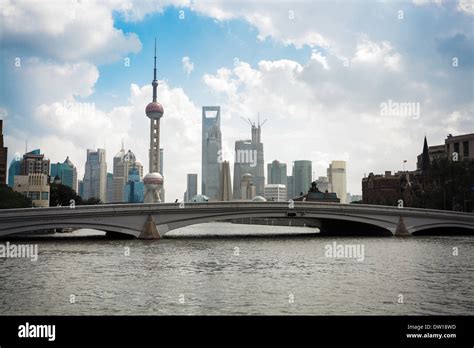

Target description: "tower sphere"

left=146, top=101, right=164, bottom=119
left=143, top=172, right=164, bottom=189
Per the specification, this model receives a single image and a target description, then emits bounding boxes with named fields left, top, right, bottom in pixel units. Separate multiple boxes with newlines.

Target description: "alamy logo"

left=325, top=242, right=365, bottom=262
left=380, top=99, right=420, bottom=119
left=18, top=322, right=55, bottom=341
left=217, top=149, right=257, bottom=167
left=0, top=242, right=38, bottom=262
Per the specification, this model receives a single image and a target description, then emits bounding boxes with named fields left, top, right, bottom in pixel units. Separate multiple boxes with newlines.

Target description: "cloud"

left=352, top=37, right=401, bottom=72
left=182, top=56, right=194, bottom=75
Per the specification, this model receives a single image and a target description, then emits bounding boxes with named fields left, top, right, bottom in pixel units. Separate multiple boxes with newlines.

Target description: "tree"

left=81, top=197, right=102, bottom=205
left=49, top=183, right=82, bottom=207
left=0, top=184, right=32, bottom=209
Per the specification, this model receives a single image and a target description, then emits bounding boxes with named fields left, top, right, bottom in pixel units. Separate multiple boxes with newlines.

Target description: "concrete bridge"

left=0, top=202, right=473, bottom=239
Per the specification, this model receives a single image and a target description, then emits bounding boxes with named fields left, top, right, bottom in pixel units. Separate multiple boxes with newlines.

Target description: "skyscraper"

left=51, top=156, right=78, bottom=192
left=21, top=149, right=50, bottom=176
left=113, top=146, right=137, bottom=203
left=143, top=38, right=164, bottom=203
left=202, top=106, right=222, bottom=200
left=327, top=160, right=347, bottom=204
left=124, top=165, right=144, bottom=203
left=8, top=153, right=21, bottom=187
left=13, top=148, right=50, bottom=207
left=233, top=119, right=265, bottom=198
left=287, top=175, right=294, bottom=200
left=219, top=161, right=232, bottom=201
left=82, top=148, right=107, bottom=202
left=292, top=160, right=312, bottom=197
left=106, top=173, right=113, bottom=203
left=0, top=120, right=7, bottom=184
left=185, top=173, right=198, bottom=202
left=267, top=160, right=287, bottom=186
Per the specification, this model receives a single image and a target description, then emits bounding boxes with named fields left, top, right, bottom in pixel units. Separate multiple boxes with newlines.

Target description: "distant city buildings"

left=50, top=156, right=77, bottom=192
left=82, top=148, right=107, bottom=202
left=12, top=148, right=50, bottom=207
left=219, top=161, right=232, bottom=201
left=267, top=160, right=287, bottom=187
left=14, top=173, right=50, bottom=207
left=315, top=176, right=329, bottom=193
left=0, top=120, right=7, bottom=184
left=240, top=173, right=256, bottom=200
left=292, top=160, right=312, bottom=198
left=106, top=173, right=113, bottom=203
left=264, top=184, right=287, bottom=202
left=124, top=165, right=144, bottom=203
left=362, top=171, right=404, bottom=205
left=287, top=175, right=294, bottom=200
left=446, top=133, right=473, bottom=161
left=185, top=173, right=198, bottom=202
left=8, top=153, right=21, bottom=187
left=21, top=149, right=50, bottom=176
left=294, top=181, right=340, bottom=203
left=202, top=106, right=222, bottom=200
left=232, top=119, right=265, bottom=199
left=113, top=147, right=139, bottom=203
left=327, top=160, right=347, bottom=204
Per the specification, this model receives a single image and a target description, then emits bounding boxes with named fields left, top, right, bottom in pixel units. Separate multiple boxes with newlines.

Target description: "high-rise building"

left=287, top=175, right=294, bottom=200
left=21, top=149, right=50, bottom=176
left=202, top=106, right=222, bottom=200
left=124, top=165, right=144, bottom=203
left=185, top=173, right=198, bottom=202
left=8, top=153, right=22, bottom=187
left=12, top=148, right=50, bottom=207
left=219, top=161, right=232, bottom=201
left=82, top=148, right=107, bottom=202
left=78, top=179, right=83, bottom=197
left=50, top=156, right=78, bottom=192
left=264, top=184, right=287, bottom=202
left=267, top=160, right=287, bottom=187
left=106, top=173, right=113, bottom=203
left=327, top=160, right=347, bottom=204
left=143, top=39, right=164, bottom=203
left=0, top=120, right=7, bottom=184
left=292, top=160, right=312, bottom=198
left=240, top=173, right=256, bottom=200
left=113, top=147, right=137, bottom=203
left=232, top=119, right=265, bottom=199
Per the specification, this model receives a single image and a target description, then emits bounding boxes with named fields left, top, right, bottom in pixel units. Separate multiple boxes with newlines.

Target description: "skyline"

left=1, top=1, right=473, bottom=201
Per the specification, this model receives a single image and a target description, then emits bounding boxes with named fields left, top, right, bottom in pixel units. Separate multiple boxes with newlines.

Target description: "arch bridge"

left=0, top=202, right=473, bottom=239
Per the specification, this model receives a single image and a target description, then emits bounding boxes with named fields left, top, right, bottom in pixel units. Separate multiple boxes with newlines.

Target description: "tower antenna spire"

left=152, top=37, right=158, bottom=102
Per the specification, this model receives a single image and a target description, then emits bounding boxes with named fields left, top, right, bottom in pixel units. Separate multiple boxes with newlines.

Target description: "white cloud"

left=0, top=0, right=141, bottom=63
left=458, top=0, right=474, bottom=15
left=352, top=38, right=401, bottom=72
left=311, top=50, right=330, bottom=70
left=182, top=56, right=194, bottom=75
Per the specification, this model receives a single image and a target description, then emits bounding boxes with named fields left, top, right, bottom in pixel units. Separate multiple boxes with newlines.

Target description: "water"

left=1, top=223, right=473, bottom=315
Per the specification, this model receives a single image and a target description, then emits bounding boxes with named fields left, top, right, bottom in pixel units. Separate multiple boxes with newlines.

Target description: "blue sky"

left=0, top=0, right=473, bottom=200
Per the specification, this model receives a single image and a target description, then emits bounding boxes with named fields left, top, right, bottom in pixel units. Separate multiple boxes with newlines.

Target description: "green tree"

left=81, top=197, right=102, bottom=205
left=49, top=183, right=82, bottom=207
left=0, top=184, right=32, bottom=209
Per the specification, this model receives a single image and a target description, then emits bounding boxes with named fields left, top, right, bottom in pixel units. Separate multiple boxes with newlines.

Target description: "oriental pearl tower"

left=143, top=38, right=164, bottom=203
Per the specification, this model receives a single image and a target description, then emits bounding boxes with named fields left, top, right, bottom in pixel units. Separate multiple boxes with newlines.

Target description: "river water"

left=1, top=223, right=473, bottom=315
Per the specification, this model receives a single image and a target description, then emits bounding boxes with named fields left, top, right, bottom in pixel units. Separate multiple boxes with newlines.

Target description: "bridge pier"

left=138, top=215, right=161, bottom=239
left=394, top=216, right=410, bottom=236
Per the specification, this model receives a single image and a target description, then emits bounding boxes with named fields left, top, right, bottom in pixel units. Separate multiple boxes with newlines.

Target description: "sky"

left=0, top=0, right=473, bottom=201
